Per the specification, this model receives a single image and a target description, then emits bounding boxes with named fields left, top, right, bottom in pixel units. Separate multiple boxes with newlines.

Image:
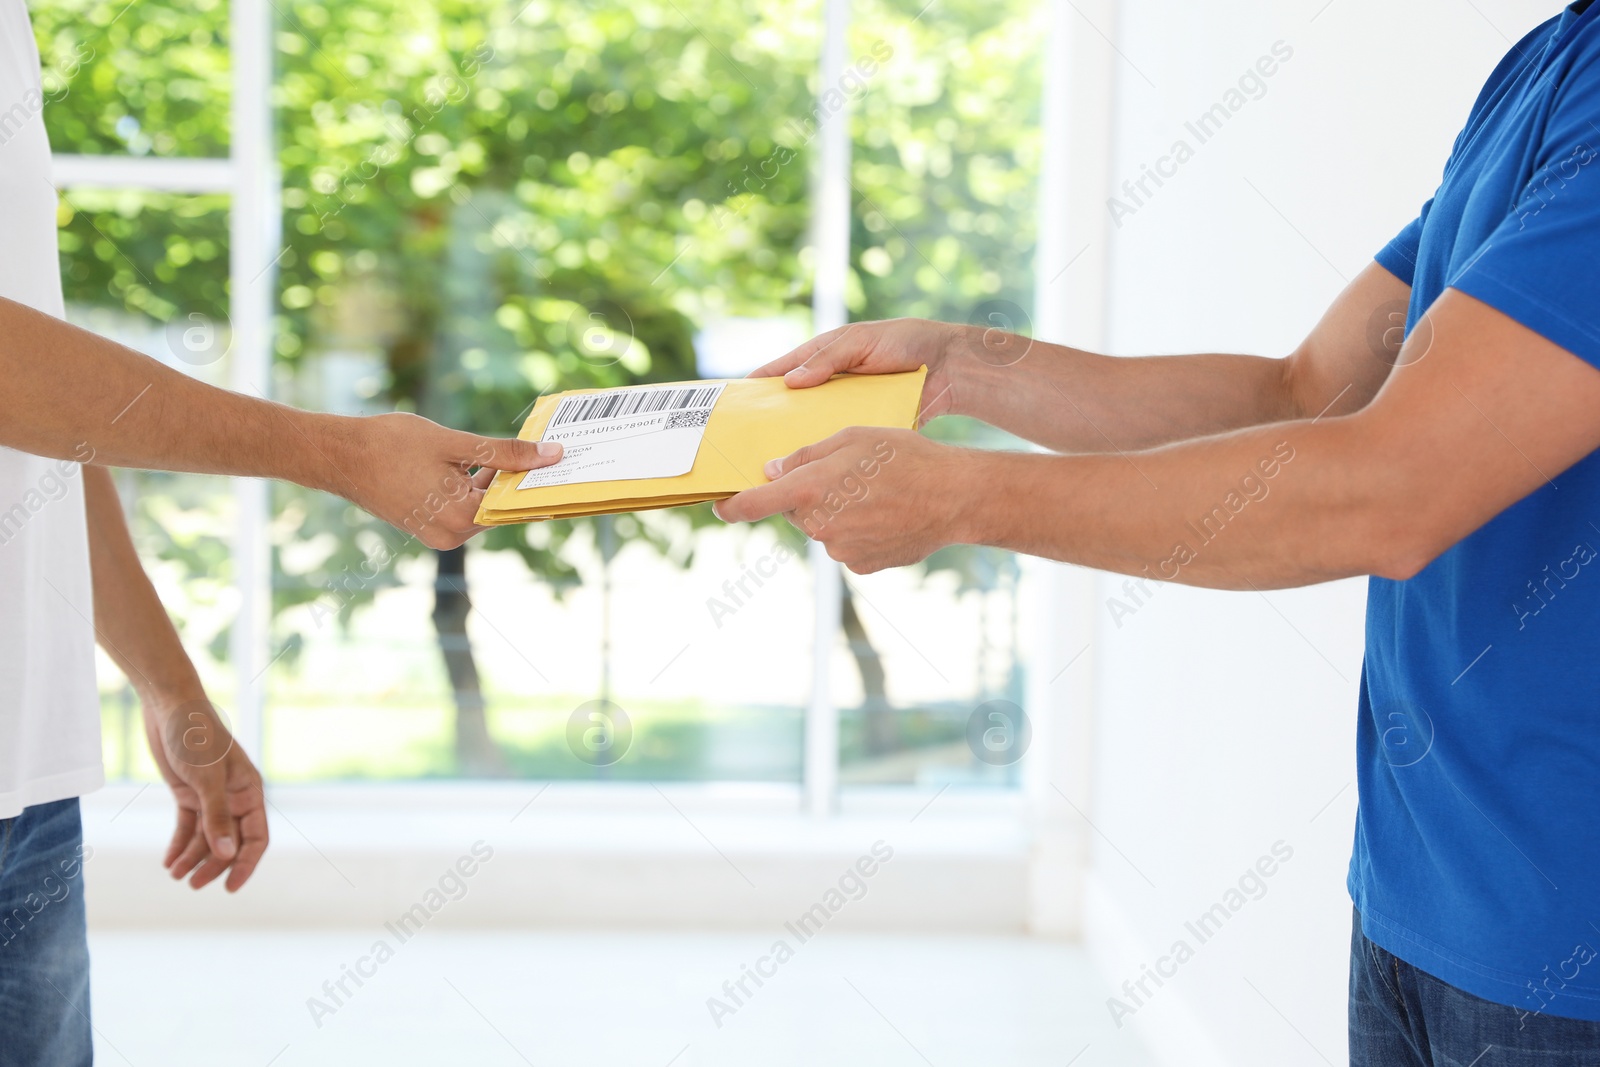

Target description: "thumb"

left=194, top=769, right=238, bottom=862
left=782, top=357, right=844, bottom=388
left=467, top=435, right=564, bottom=472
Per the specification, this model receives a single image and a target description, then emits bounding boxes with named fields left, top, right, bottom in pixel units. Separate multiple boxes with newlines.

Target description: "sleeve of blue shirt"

left=1383, top=47, right=1600, bottom=371
left=1451, top=127, right=1600, bottom=369
left=1374, top=208, right=1426, bottom=286
left=1373, top=54, right=1504, bottom=288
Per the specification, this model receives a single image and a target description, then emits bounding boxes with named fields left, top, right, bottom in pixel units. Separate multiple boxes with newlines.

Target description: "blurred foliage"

left=34, top=0, right=230, bottom=156
left=850, top=0, right=1043, bottom=323
left=261, top=0, right=825, bottom=621
left=54, top=191, right=229, bottom=326
left=40, top=0, right=1041, bottom=678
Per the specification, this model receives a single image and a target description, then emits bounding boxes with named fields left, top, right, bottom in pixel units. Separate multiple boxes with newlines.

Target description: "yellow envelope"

left=475, top=368, right=926, bottom=524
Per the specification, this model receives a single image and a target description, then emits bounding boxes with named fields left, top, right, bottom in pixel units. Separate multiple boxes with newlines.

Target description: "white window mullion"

left=227, top=0, right=278, bottom=764
left=803, top=0, right=852, bottom=818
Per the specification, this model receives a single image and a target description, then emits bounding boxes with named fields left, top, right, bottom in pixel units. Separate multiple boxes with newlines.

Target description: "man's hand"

left=142, top=693, right=269, bottom=892
left=713, top=427, right=978, bottom=573
left=336, top=413, right=564, bottom=549
left=749, top=318, right=987, bottom=424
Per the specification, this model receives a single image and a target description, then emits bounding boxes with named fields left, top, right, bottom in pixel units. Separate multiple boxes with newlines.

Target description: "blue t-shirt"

left=1353, top=0, right=1600, bottom=1020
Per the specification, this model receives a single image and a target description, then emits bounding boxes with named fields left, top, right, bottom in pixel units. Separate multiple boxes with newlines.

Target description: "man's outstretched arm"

left=1, top=297, right=561, bottom=548
left=750, top=261, right=1410, bottom=453
left=718, top=289, right=1600, bottom=588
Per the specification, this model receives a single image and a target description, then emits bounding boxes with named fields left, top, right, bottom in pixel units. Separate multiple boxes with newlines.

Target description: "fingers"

left=749, top=324, right=867, bottom=387
left=396, top=441, right=538, bottom=550
left=186, top=850, right=232, bottom=890
left=748, top=325, right=849, bottom=379
left=162, top=762, right=270, bottom=892
left=225, top=799, right=270, bottom=893
left=194, top=768, right=239, bottom=864
left=405, top=488, right=485, bottom=551
left=167, top=823, right=211, bottom=882
left=440, top=471, right=499, bottom=539
left=164, top=772, right=230, bottom=886
left=715, top=430, right=858, bottom=523
left=163, top=758, right=271, bottom=892
left=164, top=805, right=197, bottom=870
left=169, top=825, right=230, bottom=890
left=466, top=434, right=562, bottom=474
left=714, top=479, right=807, bottom=524
left=761, top=430, right=859, bottom=482
left=200, top=779, right=269, bottom=892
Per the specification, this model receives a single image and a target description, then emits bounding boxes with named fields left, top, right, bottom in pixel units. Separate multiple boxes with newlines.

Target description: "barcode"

left=550, top=385, right=723, bottom=427
left=666, top=408, right=711, bottom=430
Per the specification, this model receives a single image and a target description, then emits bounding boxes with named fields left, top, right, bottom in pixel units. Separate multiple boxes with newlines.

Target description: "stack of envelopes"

left=474, top=368, right=927, bottom=523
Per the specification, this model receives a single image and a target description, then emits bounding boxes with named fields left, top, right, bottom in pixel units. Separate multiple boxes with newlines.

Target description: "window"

left=39, top=0, right=1044, bottom=801
left=839, top=0, right=1043, bottom=786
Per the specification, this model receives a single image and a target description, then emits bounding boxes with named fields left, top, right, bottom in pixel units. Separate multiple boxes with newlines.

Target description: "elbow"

left=1361, top=509, right=1454, bottom=583
left=1371, top=546, right=1438, bottom=583
left=1328, top=426, right=1460, bottom=582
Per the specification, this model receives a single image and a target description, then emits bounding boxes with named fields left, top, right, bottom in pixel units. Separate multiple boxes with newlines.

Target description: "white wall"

left=1077, top=1, right=1551, bottom=1064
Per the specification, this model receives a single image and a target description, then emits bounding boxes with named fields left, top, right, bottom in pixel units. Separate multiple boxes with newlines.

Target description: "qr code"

left=666, top=408, right=712, bottom=430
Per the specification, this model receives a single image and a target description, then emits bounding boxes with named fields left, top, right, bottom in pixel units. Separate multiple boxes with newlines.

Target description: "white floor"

left=88, top=930, right=1155, bottom=1067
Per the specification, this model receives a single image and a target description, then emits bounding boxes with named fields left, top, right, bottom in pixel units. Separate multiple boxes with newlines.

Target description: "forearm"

left=2, top=296, right=354, bottom=492
left=946, top=261, right=1410, bottom=455
left=952, top=334, right=1298, bottom=453
left=83, top=466, right=206, bottom=705
left=954, top=414, right=1413, bottom=589
left=8, top=295, right=569, bottom=549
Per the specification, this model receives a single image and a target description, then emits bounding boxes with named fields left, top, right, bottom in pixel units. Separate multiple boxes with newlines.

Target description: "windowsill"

left=85, top=777, right=1026, bottom=823
left=80, top=781, right=1035, bottom=931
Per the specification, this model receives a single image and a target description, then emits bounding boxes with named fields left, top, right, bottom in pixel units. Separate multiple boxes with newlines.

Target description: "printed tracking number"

left=550, top=385, right=722, bottom=427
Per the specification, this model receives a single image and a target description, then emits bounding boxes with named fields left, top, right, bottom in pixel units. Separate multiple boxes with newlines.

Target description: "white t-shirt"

left=0, top=0, right=105, bottom=818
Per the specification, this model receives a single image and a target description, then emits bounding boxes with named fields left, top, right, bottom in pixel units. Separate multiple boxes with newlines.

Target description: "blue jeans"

left=0, top=798, right=92, bottom=1067
left=1351, top=908, right=1600, bottom=1065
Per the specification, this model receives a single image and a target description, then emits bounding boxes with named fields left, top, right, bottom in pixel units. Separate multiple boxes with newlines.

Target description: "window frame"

left=54, top=0, right=1073, bottom=814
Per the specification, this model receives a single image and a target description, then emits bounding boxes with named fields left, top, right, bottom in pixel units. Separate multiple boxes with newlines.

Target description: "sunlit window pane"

left=837, top=0, right=1043, bottom=786
left=263, top=0, right=823, bottom=781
